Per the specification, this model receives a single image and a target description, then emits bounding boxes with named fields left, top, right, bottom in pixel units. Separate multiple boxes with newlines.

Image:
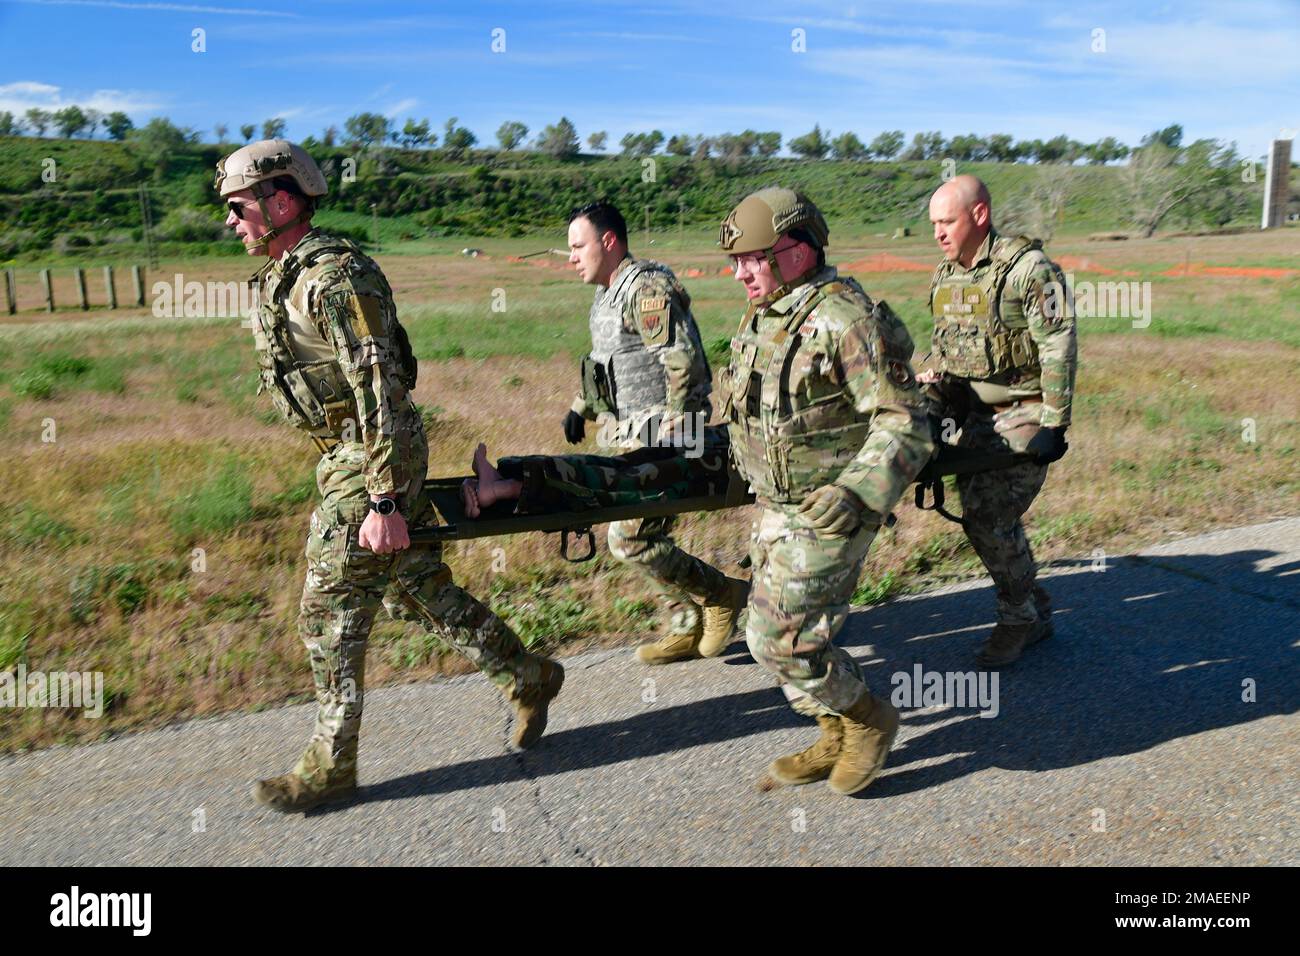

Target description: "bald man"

left=921, top=174, right=1077, bottom=668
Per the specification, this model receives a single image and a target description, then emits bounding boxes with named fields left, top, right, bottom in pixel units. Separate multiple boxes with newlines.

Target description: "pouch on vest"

left=580, top=355, right=614, bottom=415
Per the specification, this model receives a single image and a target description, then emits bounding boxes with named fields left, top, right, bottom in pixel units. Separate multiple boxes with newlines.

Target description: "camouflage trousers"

left=299, top=437, right=546, bottom=779
left=499, top=431, right=733, bottom=636
left=953, top=405, right=1050, bottom=626
left=745, top=503, right=877, bottom=719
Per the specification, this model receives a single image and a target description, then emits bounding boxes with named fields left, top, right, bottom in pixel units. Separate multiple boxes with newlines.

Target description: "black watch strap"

left=369, top=497, right=398, bottom=516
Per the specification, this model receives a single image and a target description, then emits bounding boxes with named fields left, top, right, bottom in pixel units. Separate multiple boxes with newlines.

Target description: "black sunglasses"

left=227, top=200, right=252, bottom=220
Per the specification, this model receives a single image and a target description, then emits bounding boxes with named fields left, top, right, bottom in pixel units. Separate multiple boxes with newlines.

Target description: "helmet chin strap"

left=246, top=185, right=311, bottom=253
left=755, top=245, right=818, bottom=306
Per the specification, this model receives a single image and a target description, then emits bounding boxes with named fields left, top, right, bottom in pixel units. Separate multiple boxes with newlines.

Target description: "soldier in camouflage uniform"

left=563, top=201, right=749, bottom=664
left=218, top=140, right=564, bottom=813
left=718, top=188, right=934, bottom=795
left=922, top=175, right=1077, bottom=668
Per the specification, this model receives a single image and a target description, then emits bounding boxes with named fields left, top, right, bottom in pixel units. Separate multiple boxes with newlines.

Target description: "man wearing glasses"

left=718, top=188, right=933, bottom=795
left=218, top=139, right=565, bottom=813
left=564, top=200, right=749, bottom=665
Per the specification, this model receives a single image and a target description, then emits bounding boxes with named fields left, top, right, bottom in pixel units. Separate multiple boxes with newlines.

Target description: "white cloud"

left=383, top=98, right=420, bottom=118
left=0, top=80, right=163, bottom=115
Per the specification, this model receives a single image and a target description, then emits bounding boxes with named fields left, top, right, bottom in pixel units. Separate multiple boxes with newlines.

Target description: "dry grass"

left=1, top=230, right=1297, bottom=752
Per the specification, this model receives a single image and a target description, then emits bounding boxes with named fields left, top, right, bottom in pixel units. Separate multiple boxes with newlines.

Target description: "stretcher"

left=407, top=444, right=1036, bottom=560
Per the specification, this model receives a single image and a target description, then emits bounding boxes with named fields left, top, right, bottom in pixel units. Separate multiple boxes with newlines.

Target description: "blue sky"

left=1, top=0, right=1296, bottom=157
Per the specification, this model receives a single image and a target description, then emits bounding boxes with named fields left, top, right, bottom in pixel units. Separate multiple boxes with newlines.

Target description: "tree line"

left=2, top=106, right=1197, bottom=168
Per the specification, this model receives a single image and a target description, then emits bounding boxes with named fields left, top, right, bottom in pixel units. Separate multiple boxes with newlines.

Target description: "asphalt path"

left=2, top=517, right=1296, bottom=866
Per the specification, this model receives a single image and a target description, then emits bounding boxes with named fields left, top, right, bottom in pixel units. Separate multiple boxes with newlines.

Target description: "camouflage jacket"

left=250, top=229, right=421, bottom=497
left=575, top=255, right=712, bottom=440
left=721, top=266, right=934, bottom=514
left=928, top=229, right=1077, bottom=428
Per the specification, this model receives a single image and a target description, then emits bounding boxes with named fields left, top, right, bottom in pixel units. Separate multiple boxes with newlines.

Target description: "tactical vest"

left=929, top=235, right=1042, bottom=381
left=249, top=231, right=417, bottom=442
left=723, top=276, right=875, bottom=504
left=587, top=258, right=706, bottom=420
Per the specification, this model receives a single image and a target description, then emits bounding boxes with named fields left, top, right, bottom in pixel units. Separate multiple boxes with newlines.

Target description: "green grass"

left=168, top=456, right=255, bottom=538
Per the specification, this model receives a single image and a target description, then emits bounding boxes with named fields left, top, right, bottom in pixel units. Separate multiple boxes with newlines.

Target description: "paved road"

left=2, top=518, right=1297, bottom=866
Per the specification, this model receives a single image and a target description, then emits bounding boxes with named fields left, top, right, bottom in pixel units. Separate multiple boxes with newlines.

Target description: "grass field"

left=1, top=224, right=1297, bottom=752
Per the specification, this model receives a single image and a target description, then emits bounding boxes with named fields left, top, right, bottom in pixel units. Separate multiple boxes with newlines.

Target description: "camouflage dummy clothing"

left=723, top=267, right=934, bottom=720
left=498, top=425, right=735, bottom=514
left=250, top=229, right=554, bottom=795
left=573, top=255, right=736, bottom=654
left=926, top=229, right=1078, bottom=649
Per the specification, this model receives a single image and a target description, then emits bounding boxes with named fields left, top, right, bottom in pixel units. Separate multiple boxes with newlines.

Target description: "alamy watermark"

left=1, top=664, right=104, bottom=718
left=152, top=275, right=258, bottom=319
left=1045, top=273, right=1152, bottom=329
left=890, top=665, right=999, bottom=718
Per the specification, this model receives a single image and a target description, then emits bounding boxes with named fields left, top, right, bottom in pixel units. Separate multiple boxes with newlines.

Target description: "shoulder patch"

left=351, top=294, right=385, bottom=339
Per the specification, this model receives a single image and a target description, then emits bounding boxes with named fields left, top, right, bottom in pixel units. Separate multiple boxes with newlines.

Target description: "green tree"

left=214, top=122, right=229, bottom=143
left=755, top=131, right=782, bottom=157
left=587, top=130, right=607, bottom=152
left=239, top=123, right=255, bottom=142
left=0, top=111, right=17, bottom=136
left=496, top=121, right=528, bottom=150
left=788, top=124, right=829, bottom=159
left=104, top=111, right=133, bottom=140
left=402, top=117, right=432, bottom=148
left=868, top=130, right=903, bottom=159
left=946, top=133, right=987, bottom=161
left=666, top=133, right=694, bottom=156
left=262, top=117, right=287, bottom=140
left=128, top=116, right=199, bottom=179
left=344, top=112, right=389, bottom=148
left=442, top=117, right=477, bottom=156
left=1141, top=124, right=1183, bottom=149
left=25, top=108, right=51, bottom=137
left=538, top=117, right=580, bottom=158
left=619, top=130, right=663, bottom=157
left=1085, top=136, right=1129, bottom=165
left=54, top=105, right=88, bottom=138
left=830, top=130, right=867, bottom=160
left=984, top=133, right=1016, bottom=163
left=322, top=125, right=338, bottom=147
left=900, top=130, right=943, bottom=160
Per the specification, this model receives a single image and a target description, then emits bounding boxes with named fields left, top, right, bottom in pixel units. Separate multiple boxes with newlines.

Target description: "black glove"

left=562, top=410, right=586, bottom=445
left=1025, top=426, right=1068, bottom=465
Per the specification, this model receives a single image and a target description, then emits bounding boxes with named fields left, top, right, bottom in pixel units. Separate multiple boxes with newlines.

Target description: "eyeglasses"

left=227, top=200, right=252, bottom=220
left=730, top=240, right=799, bottom=271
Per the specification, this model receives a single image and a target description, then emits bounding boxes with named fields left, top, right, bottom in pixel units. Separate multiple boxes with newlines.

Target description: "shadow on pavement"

left=348, top=548, right=1299, bottom=809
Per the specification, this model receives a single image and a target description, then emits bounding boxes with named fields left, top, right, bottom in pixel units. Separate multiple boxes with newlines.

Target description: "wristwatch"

left=368, top=497, right=398, bottom=516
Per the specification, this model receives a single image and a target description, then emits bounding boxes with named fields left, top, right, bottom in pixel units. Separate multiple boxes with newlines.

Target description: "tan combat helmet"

left=215, top=139, right=328, bottom=251
left=719, top=186, right=829, bottom=302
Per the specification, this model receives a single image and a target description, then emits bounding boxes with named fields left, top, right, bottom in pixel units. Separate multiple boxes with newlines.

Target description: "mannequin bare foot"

left=470, top=442, right=523, bottom=510
left=460, top=478, right=481, bottom=518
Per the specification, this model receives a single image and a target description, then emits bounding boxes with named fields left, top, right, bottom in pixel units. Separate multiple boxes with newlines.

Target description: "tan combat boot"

left=976, top=614, right=1052, bottom=669
left=636, top=614, right=703, bottom=665
left=698, top=577, right=750, bottom=658
left=769, top=715, right=843, bottom=786
left=252, top=739, right=357, bottom=813
left=512, top=659, right=565, bottom=749
left=828, top=693, right=899, bottom=796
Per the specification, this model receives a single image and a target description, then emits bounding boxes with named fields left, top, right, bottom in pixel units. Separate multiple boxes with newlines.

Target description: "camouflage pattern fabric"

left=500, top=429, right=735, bottom=636
left=928, top=230, right=1078, bottom=428
left=925, top=228, right=1076, bottom=626
left=252, top=229, right=419, bottom=495
left=256, top=229, right=545, bottom=781
left=724, top=267, right=934, bottom=716
left=746, top=504, right=878, bottom=718
left=575, top=255, right=712, bottom=445
left=928, top=382, right=1050, bottom=628
left=301, top=438, right=548, bottom=777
